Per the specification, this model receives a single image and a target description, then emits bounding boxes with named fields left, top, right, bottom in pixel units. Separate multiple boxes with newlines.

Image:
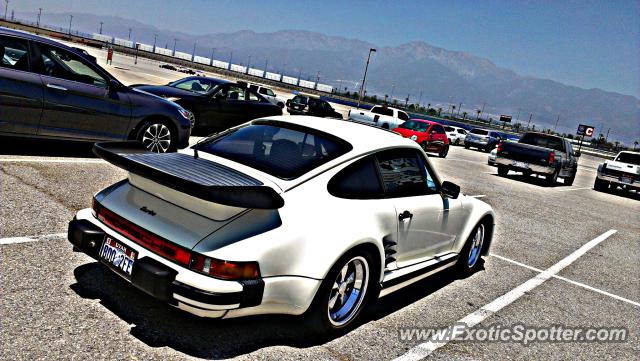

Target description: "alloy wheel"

left=141, top=123, right=171, bottom=153
left=467, top=224, right=485, bottom=268
left=327, top=256, right=369, bottom=327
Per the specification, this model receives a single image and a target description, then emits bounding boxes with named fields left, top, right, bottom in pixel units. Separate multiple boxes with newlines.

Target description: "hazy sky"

left=10, top=0, right=640, bottom=98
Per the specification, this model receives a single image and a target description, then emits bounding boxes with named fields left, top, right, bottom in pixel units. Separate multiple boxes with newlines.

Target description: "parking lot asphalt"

left=1, top=140, right=638, bottom=360
left=1, top=45, right=639, bottom=361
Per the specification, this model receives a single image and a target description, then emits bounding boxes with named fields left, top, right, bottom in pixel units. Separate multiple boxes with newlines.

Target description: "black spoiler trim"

left=93, top=142, right=284, bottom=209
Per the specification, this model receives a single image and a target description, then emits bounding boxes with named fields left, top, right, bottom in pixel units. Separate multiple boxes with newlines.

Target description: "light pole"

left=457, top=102, right=462, bottom=117
left=247, top=55, right=252, bottom=72
left=527, top=113, right=533, bottom=130
left=172, top=38, right=177, bottom=56
left=37, top=8, right=42, bottom=28
left=128, top=28, right=132, bottom=41
left=390, top=84, right=395, bottom=101
left=264, top=58, right=269, bottom=72
left=191, top=40, right=197, bottom=62
left=99, top=21, right=103, bottom=34
left=68, top=15, right=73, bottom=35
left=357, top=48, right=376, bottom=108
left=210, top=48, right=215, bottom=66
left=152, top=34, right=158, bottom=52
left=418, top=89, right=423, bottom=108
left=4, top=0, right=8, bottom=20
left=554, top=114, right=560, bottom=132
left=228, top=51, right=233, bottom=70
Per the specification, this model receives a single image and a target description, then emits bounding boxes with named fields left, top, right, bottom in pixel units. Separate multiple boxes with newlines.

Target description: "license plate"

left=99, top=236, right=137, bottom=277
left=620, top=176, right=632, bottom=184
left=512, top=160, right=529, bottom=169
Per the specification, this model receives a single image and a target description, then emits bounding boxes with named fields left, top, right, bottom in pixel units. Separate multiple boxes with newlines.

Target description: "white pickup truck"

left=348, top=105, right=410, bottom=129
left=594, top=151, right=639, bottom=192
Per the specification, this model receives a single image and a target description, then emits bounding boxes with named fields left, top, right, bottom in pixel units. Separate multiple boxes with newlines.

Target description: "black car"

left=0, top=28, right=192, bottom=153
left=286, top=94, right=343, bottom=119
left=133, top=77, right=283, bottom=132
left=464, top=128, right=502, bottom=152
left=159, top=64, right=177, bottom=71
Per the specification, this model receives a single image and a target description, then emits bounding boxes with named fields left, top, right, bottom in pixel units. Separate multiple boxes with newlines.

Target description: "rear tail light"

left=497, top=141, right=503, bottom=154
left=549, top=151, right=555, bottom=164
left=93, top=198, right=260, bottom=280
left=190, top=254, right=260, bottom=280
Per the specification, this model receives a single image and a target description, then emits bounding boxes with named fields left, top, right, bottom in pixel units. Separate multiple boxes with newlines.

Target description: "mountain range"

left=18, top=12, right=640, bottom=143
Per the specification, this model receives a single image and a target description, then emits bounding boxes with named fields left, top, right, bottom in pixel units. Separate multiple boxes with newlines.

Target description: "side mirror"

left=574, top=151, right=581, bottom=157
left=286, top=100, right=291, bottom=108
left=108, top=79, right=122, bottom=92
left=441, top=181, right=460, bottom=199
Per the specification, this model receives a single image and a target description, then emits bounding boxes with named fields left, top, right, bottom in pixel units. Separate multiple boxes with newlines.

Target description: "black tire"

left=455, top=139, right=460, bottom=146
left=564, top=171, right=576, bottom=186
left=456, top=222, right=487, bottom=276
left=497, top=165, right=509, bottom=176
left=305, top=249, right=378, bottom=335
left=594, top=177, right=608, bottom=192
left=381, top=123, right=390, bottom=129
left=439, top=145, right=449, bottom=158
left=464, top=144, right=470, bottom=149
left=420, top=142, right=429, bottom=153
left=545, top=169, right=559, bottom=186
left=136, top=119, right=177, bottom=153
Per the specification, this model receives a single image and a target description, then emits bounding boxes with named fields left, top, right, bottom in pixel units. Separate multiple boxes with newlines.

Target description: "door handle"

left=46, top=84, right=68, bottom=91
left=399, top=210, right=413, bottom=222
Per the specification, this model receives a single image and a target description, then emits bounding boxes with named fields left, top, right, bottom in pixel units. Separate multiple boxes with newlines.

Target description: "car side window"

left=266, top=89, right=275, bottom=97
left=36, top=44, right=107, bottom=87
left=0, top=35, right=31, bottom=72
left=434, top=125, right=446, bottom=134
left=328, top=156, right=384, bottom=199
left=376, top=149, right=438, bottom=198
left=215, top=84, right=246, bottom=101
left=398, top=111, right=410, bottom=121
left=247, top=90, right=261, bottom=101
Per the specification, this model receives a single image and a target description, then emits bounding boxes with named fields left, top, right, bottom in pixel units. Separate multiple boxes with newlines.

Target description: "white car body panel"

left=445, top=126, right=467, bottom=145
left=71, top=116, right=495, bottom=319
left=348, top=105, right=408, bottom=129
left=596, top=151, right=640, bottom=189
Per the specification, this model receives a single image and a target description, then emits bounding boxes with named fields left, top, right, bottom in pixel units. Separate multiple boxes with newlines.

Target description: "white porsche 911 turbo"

left=68, top=116, right=495, bottom=333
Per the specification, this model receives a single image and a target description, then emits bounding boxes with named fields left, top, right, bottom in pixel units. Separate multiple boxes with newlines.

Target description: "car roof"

left=0, top=27, right=96, bottom=59
left=178, top=76, right=230, bottom=84
left=256, top=115, right=419, bottom=155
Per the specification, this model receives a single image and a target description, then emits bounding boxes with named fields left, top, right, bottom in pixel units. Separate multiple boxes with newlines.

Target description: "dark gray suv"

left=0, top=28, right=192, bottom=152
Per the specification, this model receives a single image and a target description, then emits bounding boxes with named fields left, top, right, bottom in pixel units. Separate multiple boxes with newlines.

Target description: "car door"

left=0, top=34, right=43, bottom=135
left=33, top=42, right=131, bottom=141
left=376, top=148, right=463, bottom=267
left=204, top=83, right=250, bottom=130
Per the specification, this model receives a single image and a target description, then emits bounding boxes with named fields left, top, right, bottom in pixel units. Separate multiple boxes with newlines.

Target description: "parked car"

left=159, top=63, right=177, bottom=71
left=348, top=105, right=409, bottom=129
left=495, top=132, right=580, bottom=186
left=178, top=67, right=196, bottom=75
left=464, top=128, right=502, bottom=152
left=594, top=151, right=640, bottom=192
left=444, top=125, right=467, bottom=145
left=132, top=77, right=282, bottom=132
left=393, top=119, right=450, bottom=157
left=0, top=28, right=192, bottom=153
left=488, top=148, right=497, bottom=166
left=286, top=93, right=343, bottom=119
left=68, top=115, right=494, bottom=334
left=249, top=83, right=285, bottom=108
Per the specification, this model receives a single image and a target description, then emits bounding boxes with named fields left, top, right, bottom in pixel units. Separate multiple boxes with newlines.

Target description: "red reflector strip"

left=97, top=204, right=191, bottom=266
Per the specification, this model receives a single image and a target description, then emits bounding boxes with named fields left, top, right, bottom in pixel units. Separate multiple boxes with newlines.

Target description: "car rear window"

left=444, top=126, right=454, bottom=132
left=398, top=120, right=429, bottom=132
left=371, top=106, right=394, bottom=116
left=470, top=129, right=489, bottom=135
left=195, top=121, right=352, bottom=179
left=616, top=152, right=640, bottom=165
left=519, top=133, right=565, bottom=152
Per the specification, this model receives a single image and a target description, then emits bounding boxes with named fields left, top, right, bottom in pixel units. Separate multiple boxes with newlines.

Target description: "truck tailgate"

left=500, top=142, right=552, bottom=165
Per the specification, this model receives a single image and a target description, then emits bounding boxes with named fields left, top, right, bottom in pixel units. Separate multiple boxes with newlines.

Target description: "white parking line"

left=0, top=232, right=66, bottom=245
left=0, top=158, right=106, bottom=164
left=556, top=187, right=592, bottom=192
left=392, top=229, right=617, bottom=361
left=492, top=254, right=639, bottom=307
left=469, top=195, right=486, bottom=198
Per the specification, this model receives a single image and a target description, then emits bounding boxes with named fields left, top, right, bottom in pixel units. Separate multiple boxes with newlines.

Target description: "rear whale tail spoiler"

left=93, top=141, right=284, bottom=209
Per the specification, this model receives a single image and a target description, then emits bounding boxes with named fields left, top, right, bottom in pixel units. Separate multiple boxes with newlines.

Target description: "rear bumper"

left=495, top=157, right=555, bottom=175
left=464, top=139, right=489, bottom=148
left=596, top=172, right=639, bottom=190
left=68, top=209, right=321, bottom=318
left=68, top=217, right=263, bottom=317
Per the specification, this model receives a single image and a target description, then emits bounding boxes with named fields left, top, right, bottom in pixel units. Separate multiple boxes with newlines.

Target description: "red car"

left=393, top=119, right=450, bottom=157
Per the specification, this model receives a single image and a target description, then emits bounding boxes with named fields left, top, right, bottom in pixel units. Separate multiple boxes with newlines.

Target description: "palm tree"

left=476, top=109, right=481, bottom=121
left=462, top=111, right=468, bottom=120
left=634, top=141, right=638, bottom=150
left=437, top=107, right=443, bottom=117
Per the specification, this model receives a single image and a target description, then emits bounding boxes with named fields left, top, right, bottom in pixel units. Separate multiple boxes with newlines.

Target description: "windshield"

left=616, top=152, right=640, bottom=165
left=470, top=129, right=489, bottom=135
left=398, top=120, right=429, bottom=132
left=168, top=78, right=221, bottom=93
left=196, top=122, right=352, bottom=179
